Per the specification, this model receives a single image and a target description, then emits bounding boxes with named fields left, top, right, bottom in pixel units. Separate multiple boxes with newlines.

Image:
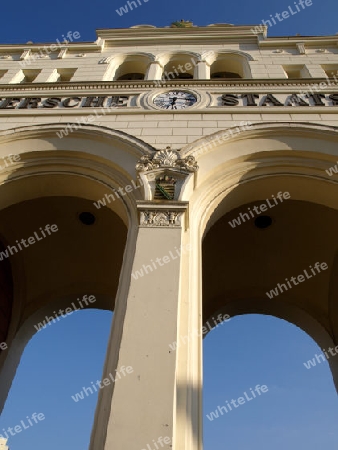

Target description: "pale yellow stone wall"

left=1, top=25, right=338, bottom=450
left=0, top=25, right=337, bottom=150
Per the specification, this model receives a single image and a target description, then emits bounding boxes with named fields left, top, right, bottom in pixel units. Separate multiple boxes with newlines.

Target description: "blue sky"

left=204, top=315, right=338, bottom=450
left=2, top=312, right=338, bottom=450
left=0, top=0, right=338, bottom=44
left=1, top=0, right=338, bottom=449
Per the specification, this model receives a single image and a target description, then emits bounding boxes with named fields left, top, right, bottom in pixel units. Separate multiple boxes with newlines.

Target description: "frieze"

left=137, top=201, right=189, bottom=228
left=0, top=89, right=338, bottom=110
left=140, top=210, right=181, bottom=227
left=0, top=79, right=337, bottom=94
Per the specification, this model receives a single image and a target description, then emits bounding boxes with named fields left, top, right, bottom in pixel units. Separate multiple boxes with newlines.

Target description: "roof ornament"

left=170, top=20, right=194, bottom=28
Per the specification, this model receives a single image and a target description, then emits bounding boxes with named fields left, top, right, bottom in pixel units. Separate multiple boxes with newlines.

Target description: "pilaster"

left=195, top=61, right=210, bottom=80
left=146, top=61, right=164, bottom=80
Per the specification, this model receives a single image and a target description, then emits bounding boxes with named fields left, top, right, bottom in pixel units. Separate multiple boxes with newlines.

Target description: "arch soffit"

left=0, top=122, right=154, bottom=156
left=181, top=122, right=338, bottom=234
left=204, top=49, right=255, bottom=65
left=182, top=122, right=338, bottom=161
left=0, top=124, right=155, bottom=223
left=155, top=51, right=200, bottom=67
left=107, top=52, right=156, bottom=64
left=0, top=122, right=154, bottom=175
left=102, top=53, right=155, bottom=80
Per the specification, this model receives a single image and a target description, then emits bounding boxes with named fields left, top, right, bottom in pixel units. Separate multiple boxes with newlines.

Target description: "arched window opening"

left=210, top=53, right=251, bottom=79
left=113, top=56, right=150, bottom=81
left=162, top=55, right=196, bottom=81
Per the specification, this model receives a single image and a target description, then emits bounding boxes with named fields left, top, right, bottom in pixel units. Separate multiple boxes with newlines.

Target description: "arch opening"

left=162, top=54, right=197, bottom=80
left=0, top=193, right=129, bottom=416
left=201, top=169, right=338, bottom=448
left=209, top=53, right=251, bottom=79
left=113, top=55, right=152, bottom=81
left=0, top=308, right=114, bottom=450
left=203, top=314, right=338, bottom=449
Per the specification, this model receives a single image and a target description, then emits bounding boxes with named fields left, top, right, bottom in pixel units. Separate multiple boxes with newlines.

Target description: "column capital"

left=151, top=60, right=164, bottom=68
left=197, top=59, right=211, bottom=66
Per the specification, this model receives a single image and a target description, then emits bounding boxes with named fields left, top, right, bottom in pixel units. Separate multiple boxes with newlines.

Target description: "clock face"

left=153, top=91, right=197, bottom=110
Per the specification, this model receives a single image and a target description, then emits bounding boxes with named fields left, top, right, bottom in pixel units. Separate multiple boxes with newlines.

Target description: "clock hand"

left=169, top=97, right=178, bottom=109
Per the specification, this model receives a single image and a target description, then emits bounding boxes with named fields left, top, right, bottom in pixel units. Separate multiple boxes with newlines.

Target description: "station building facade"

left=0, top=22, right=338, bottom=450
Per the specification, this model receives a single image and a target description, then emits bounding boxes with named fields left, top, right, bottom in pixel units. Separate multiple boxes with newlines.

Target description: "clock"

left=153, top=91, right=197, bottom=110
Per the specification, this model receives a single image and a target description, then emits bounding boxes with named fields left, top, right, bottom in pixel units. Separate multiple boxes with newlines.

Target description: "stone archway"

left=174, top=123, right=338, bottom=450
left=0, top=124, right=156, bottom=447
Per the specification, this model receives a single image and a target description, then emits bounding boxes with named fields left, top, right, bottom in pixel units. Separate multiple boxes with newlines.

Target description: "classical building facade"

left=0, top=22, right=338, bottom=449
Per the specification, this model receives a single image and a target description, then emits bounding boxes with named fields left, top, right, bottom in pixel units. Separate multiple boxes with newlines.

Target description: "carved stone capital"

left=137, top=202, right=188, bottom=228
left=136, top=147, right=198, bottom=173
left=140, top=210, right=182, bottom=227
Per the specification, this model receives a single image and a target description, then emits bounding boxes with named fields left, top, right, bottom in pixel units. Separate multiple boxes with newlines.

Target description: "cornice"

left=96, top=25, right=265, bottom=46
left=0, top=43, right=102, bottom=53
left=96, top=27, right=338, bottom=47
left=259, top=36, right=338, bottom=47
left=96, top=25, right=257, bottom=38
left=106, top=36, right=259, bottom=47
left=0, top=78, right=335, bottom=95
left=1, top=27, right=338, bottom=51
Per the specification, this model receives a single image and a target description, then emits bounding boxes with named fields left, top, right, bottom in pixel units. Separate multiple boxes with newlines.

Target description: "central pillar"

left=90, top=149, right=201, bottom=450
left=107, top=204, right=186, bottom=450
left=90, top=203, right=198, bottom=450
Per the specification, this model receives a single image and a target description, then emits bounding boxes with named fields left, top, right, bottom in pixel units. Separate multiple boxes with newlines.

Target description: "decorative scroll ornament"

left=136, top=147, right=198, bottom=173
